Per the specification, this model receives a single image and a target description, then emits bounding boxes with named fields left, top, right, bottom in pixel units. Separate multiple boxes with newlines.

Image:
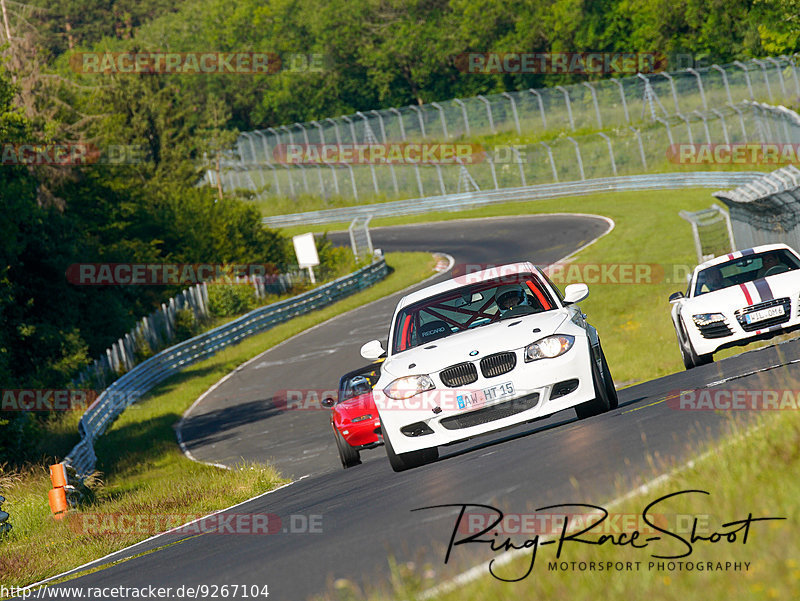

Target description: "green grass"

left=0, top=251, right=437, bottom=589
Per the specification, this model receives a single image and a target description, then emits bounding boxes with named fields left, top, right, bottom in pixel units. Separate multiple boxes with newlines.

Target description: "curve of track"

left=38, top=215, right=799, bottom=600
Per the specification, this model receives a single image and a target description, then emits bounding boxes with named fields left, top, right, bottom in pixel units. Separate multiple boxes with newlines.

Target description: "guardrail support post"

left=0, top=495, right=10, bottom=535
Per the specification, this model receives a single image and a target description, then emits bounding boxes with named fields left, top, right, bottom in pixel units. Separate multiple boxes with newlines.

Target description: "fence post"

left=511, top=146, right=526, bottom=186
left=629, top=127, right=647, bottom=169
left=556, top=85, right=574, bottom=130
left=751, top=59, right=774, bottom=102
left=660, top=72, right=681, bottom=115
left=611, top=79, right=630, bottom=123
left=654, top=117, right=674, bottom=146
left=583, top=82, right=602, bottom=128
left=409, top=105, right=426, bottom=137
left=477, top=95, right=495, bottom=133
left=486, top=153, right=499, bottom=190
left=566, top=136, right=585, bottom=180
left=766, top=57, right=788, bottom=99
left=389, top=108, right=407, bottom=140
left=501, top=92, right=521, bottom=134
left=597, top=132, right=617, bottom=176
left=692, top=110, right=713, bottom=143
left=727, top=103, right=748, bottom=141
left=711, top=109, right=731, bottom=145
left=686, top=68, right=708, bottom=111
left=529, top=88, right=548, bottom=128
left=711, top=65, right=734, bottom=105
left=733, top=61, right=755, bottom=100
left=540, top=141, right=558, bottom=182
left=431, top=102, right=449, bottom=138
left=453, top=98, right=471, bottom=136
left=780, top=54, right=800, bottom=97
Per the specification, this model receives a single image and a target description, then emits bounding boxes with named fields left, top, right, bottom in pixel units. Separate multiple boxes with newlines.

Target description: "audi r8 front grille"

left=480, top=352, right=517, bottom=378
left=439, top=362, right=478, bottom=387
left=697, top=321, right=734, bottom=339
left=735, top=297, right=791, bottom=332
left=439, top=393, right=539, bottom=430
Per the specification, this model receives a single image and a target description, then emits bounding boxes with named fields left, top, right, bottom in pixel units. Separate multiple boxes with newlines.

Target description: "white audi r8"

left=669, top=243, right=800, bottom=369
left=360, top=262, right=617, bottom=472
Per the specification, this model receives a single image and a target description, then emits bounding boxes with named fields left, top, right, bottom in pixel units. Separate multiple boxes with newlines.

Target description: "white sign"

left=292, top=233, right=320, bottom=284
left=292, top=233, right=320, bottom=268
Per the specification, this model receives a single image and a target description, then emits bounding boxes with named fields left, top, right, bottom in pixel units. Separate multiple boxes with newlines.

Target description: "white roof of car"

left=395, top=261, right=541, bottom=310
left=695, top=243, right=797, bottom=272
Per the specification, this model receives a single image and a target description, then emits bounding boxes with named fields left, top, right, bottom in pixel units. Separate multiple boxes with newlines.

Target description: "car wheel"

left=384, top=430, right=438, bottom=472
left=598, top=344, right=618, bottom=410
left=575, top=343, right=611, bottom=419
left=678, top=319, right=712, bottom=369
left=334, top=427, right=361, bottom=469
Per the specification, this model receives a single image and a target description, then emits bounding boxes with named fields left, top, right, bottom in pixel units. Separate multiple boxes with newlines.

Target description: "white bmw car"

left=669, top=243, right=800, bottom=369
left=360, top=262, right=617, bottom=472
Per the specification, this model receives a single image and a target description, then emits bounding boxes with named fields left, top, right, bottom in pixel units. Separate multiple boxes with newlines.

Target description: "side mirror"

left=360, top=339, right=385, bottom=360
left=563, top=283, right=589, bottom=305
left=321, top=396, right=336, bottom=409
left=668, top=291, right=685, bottom=303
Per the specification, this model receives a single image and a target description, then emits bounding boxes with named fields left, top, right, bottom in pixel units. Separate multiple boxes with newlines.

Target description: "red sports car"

left=322, top=363, right=383, bottom=468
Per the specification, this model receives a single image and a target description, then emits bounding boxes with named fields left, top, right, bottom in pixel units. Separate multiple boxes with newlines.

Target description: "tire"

left=384, top=430, right=438, bottom=472
left=575, top=343, right=611, bottom=419
left=677, top=319, right=712, bottom=369
left=334, top=427, right=361, bottom=469
left=599, top=345, right=618, bottom=410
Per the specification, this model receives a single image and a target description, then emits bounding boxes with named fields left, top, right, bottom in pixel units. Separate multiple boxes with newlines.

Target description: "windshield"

left=693, top=249, right=800, bottom=296
left=339, top=365, right=381, bottom=402
left=391, top=273, right=556, bottom=354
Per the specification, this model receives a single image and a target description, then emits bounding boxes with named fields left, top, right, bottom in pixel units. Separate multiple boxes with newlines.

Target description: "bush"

left=173, top=308, right=201, bottom=341
left=207, top=284, right=258, bottom=317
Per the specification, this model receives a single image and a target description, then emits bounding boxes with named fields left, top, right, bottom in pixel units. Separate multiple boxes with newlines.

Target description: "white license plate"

left=745, top=305, right=785, bottom=324
left=456, top=382, right=514, bottom=410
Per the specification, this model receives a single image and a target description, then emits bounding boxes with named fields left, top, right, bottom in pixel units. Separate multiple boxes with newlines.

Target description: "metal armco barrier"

left=263, top=171, right=764, bottom=227
left=714, top=165, right=800, bottom=250
left=64, top=259, right=389, bottom=478
left=0, top=495, right=10, bottom=535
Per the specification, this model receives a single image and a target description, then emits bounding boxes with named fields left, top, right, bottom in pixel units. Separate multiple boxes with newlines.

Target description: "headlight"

left=383, top=375, right=435, bottom=400
left=692, top=313, right=726, bottom=326
left=524, top=335, right=575, bottom=362
left=350, top=414, right=372, bottom=423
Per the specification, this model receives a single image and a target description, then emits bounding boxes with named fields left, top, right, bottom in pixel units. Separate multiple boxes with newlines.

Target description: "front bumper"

left=686, top=296, right=800, bottom=355
left=375, top=339, right=595, bottom=455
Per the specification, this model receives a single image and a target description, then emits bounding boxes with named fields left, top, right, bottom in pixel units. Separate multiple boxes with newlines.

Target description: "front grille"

left=480, top=352, right=517, bottom=378
left=697, top=321, right=734, bottom=339
left=440, top=393, right=539, bottom=430
left=440, top=362, right=478, bottom=387
left=735, top=297, right=791, bottom=332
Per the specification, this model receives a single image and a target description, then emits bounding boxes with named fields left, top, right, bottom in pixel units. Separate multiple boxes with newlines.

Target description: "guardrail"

left=262, top=171, right=764, bottom=227
left=0, top=495, right=10, bottom=536
left=64, top=258, right=389, bottom=478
